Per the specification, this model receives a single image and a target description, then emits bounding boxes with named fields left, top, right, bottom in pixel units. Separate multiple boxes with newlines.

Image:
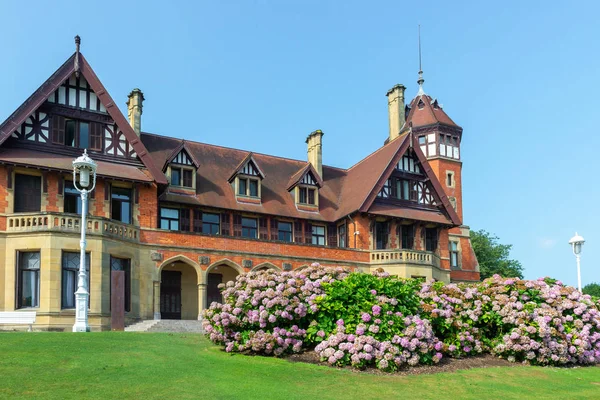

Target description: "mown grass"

left=0, top=332, right=599, bottom=399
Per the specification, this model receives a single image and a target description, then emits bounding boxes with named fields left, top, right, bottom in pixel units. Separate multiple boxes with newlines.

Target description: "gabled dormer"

left=165, top=143, right=200, bottom=191
left=287, top=163, right=323, bottom=211
left=228, top=153, right=265, bottom=204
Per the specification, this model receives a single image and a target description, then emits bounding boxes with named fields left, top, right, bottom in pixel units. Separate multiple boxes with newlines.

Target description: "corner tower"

left=401, top=71, right=479, bottom=281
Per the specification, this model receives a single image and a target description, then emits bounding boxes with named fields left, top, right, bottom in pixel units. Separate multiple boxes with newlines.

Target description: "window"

left=418, top=136, right=426, bottom=145
left=170, top=167, right=194, bottom=188
left=171, top=168, right=180, bottom=186
left=400, top=225, right=414, bottom=249
left=110, top=256, right=131, bottom=312
left=450, top=241, right=459, bottom=268
left=238, top=178, right=247, bottom=195
left=111, top=187, right=132, bottom=224
left=312, top=225, right=326, bottom=246
left=65, top=120, right=76, bottom=147
left=79, top=122, right=89, bottom=149
left=375, top=222, right=388, bottom=250
left=62, top=252, right=90, bottom=309
left=425, top=228, right=438, bottom=252
left=53, top=119, right=100, bottom=149
left=241, top=217, right=257, bottom=238
left=249, top=179, right=258, bottom=197
left=299, top=187, right=316, bottom=205
left=14, top=174, right=41, bottom=213
left=238, top=177, right=259, bottom=197
left=160, top=207, right=179, bottom=230
left=202, top=212, right=220, bottom=235
left=17, top=251, right=40, bottom=308
left=278, top=221, right=293, bottom=242
left=446, top=171, right=455, bottom=188
left=64, top=181, right=87, bottom=214
left=338, top=224, right=346, bottom=248
left=183, top=170, right=193, bottom=187
left=89, top=123, right=103, bottom=151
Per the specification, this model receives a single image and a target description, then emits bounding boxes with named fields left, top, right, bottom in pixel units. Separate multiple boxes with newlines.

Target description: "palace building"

left=0, top=40, right=479, bottom=330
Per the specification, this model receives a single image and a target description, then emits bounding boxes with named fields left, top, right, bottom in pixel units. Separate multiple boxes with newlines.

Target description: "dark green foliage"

left=470, top=229, right=524, bottom=280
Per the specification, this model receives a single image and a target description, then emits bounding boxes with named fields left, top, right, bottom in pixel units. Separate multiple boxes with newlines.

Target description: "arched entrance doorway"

left=206, top=262, right=241, bottom=306
left=160, top=261, right=199, bottom=320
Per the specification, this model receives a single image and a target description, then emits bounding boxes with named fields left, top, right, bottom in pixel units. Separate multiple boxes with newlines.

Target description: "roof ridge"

left=141, top=131, right=349, bottom=171
left=347, top=133, right=407, bottom=171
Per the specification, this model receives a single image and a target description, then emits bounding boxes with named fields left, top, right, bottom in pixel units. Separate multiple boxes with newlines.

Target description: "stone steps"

left=132, top=319, right=205, bottom=334
left=124, top=319, right=160, bottom=332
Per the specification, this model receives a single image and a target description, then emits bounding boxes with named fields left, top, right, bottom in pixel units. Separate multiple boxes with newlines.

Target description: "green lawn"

left=0, top=333, right=599, bottom=400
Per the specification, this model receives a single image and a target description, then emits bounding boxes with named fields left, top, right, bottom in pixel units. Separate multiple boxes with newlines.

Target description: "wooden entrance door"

left=207, top=273, right=223, bottom=305
left=160, top=271, right=182, bottom=319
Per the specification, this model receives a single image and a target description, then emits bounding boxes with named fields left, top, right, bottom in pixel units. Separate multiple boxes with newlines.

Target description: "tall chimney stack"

left=126, top=88, right=144, bottom=136
left=306, top=129, right=324, bottom=177
left=386, top=84, right=406, bottom=142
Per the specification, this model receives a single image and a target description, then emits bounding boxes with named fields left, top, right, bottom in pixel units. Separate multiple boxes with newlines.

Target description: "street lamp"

left=72, top=150, right=97, bottom=332
left=569, top=232, right=585, bottom=292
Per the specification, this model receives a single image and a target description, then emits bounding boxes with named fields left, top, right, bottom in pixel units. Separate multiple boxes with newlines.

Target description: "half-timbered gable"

left=377, top=148, right=438, bottom=207
left=0, top=51, right=166, bottom=185
left=7, top=71, right=139, bottom=164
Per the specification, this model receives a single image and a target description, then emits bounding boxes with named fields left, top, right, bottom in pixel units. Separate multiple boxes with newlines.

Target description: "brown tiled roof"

left=405, top=94, right=459, bottom=129
left=140, top=131, right=458, bottom=226
left=0, top=52, right=167, bottom=185
left=0, top=148, right=153, bottom=183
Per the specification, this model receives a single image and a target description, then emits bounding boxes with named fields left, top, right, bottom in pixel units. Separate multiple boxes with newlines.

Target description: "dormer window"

left=288, top=163, right=323, bottom=210
left=171, top=167, right=193, bottom=188
left=237, top=177, right=260, bottom=197
left=229, top=153, right=265, bottom=203
left=299, top=186, right=316, bottom=205
left=166, top=147, right=198, bottom=190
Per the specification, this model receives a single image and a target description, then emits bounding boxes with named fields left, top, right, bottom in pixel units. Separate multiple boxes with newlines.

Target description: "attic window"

left=171, top=167, right=193, bottom=188
left=237, top=177, right=259, bottom=197
left=168, top=149, right=196, bottom=189
left=299, top=187, right=316, bottom=205
left=418, top=99, right=425, bottom=109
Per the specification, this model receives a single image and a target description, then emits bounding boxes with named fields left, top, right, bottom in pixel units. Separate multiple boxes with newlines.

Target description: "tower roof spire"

left=417, top=25, right=425, bottom=96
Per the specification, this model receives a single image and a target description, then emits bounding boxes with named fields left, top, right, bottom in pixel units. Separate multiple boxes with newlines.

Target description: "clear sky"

left=0, top=1, right=598, bottom=286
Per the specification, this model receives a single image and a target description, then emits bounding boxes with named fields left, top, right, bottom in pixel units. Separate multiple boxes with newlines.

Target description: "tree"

left=470, top=230, right=524, bottom=280
left=583, top=283, right=600, bottom=298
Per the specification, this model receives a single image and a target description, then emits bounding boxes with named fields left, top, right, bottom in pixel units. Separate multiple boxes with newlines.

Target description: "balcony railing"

left=6, top=212, right=139, bottom=242
left=370, top=249, right=440, bottom=269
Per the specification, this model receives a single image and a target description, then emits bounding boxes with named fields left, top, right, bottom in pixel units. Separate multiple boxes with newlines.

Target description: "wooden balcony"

left=370, top=249, right=440, bottom=269
left=6, top=212, right=139, bottom=242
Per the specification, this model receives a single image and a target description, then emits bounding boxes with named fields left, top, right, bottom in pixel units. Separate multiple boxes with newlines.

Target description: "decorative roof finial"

left=74, top=35, right=81, bottom=78
left=417, top=25, right=425, bottom=96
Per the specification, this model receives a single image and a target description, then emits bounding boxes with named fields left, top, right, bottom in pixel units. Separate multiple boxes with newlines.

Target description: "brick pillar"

left=414, top=223, right=423, bottom=251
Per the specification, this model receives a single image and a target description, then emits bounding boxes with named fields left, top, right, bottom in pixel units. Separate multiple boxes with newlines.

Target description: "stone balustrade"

left=370, top=249, right=440, bottom=268
left=6, top=212, right=139, bottom=242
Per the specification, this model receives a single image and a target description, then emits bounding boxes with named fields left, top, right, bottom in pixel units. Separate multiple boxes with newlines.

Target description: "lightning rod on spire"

left=417, top=25, right=425, bottom=96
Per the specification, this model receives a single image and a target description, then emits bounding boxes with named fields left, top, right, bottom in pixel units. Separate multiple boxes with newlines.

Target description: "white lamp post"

left=72, top=150, right=97, bottom=332
left=569, top=232, right=585, bottom=292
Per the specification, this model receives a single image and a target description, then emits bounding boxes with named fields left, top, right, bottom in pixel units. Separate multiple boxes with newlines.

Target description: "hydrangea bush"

left=203, top=265, right=600, bottom=369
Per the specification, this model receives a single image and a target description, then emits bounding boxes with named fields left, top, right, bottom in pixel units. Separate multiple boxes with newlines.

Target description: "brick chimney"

left=306, top=130, right=324, bottom=177
left=126, top=88, right=144, bottom=136
left=386, top=84, right=406, bottom=142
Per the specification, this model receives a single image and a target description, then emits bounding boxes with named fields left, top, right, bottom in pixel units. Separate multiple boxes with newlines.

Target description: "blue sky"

left=0, top=1, right=598, bottom=286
